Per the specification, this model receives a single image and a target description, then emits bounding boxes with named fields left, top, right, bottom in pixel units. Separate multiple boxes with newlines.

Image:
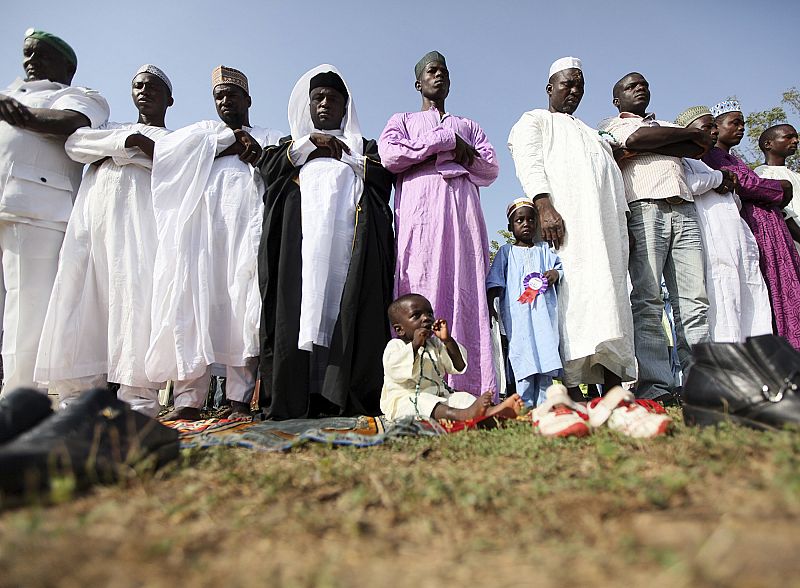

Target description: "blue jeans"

left=628, top=200, right=709, bottom=399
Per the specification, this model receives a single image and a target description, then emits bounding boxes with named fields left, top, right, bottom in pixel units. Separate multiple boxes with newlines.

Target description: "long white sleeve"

left=65, top=122, right=138, bottom=164
left=683, top=158, right=723, bottom=196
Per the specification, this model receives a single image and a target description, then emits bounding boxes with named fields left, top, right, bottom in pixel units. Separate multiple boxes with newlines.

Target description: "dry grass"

left=1, top=412, right=799, bottom=588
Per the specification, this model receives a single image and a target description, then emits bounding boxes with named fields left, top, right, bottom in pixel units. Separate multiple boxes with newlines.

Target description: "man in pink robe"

left=703, top=100, right=800, bottom=349
left=378, top=51, right=499, bottom=396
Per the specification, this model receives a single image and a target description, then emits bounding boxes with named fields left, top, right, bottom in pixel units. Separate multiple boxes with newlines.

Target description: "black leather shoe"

left=682, top=336, right=800, bottom=430
left=651, top=391, right=680, bottom=407
left=0, top=388, right=53, bottom=444
left=0, top=388, right=179, bottom=496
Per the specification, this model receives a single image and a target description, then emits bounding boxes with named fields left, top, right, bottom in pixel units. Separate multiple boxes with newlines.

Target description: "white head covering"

left=288, top=65, right=365, bottom=352
left=549, top=56, right=582, bottom=78
left=710, top=99, right=742, bottom=118
left=133, top=64, right=172, bottom=94
left=506, top=197, right=535, bottom=219
left=288, top=64, right=362, bottom=156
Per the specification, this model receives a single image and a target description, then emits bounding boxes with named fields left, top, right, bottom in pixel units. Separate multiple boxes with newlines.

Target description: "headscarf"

left=287, top=64, right=362, bottom=156
left=24, top=28, right=76, bottom=68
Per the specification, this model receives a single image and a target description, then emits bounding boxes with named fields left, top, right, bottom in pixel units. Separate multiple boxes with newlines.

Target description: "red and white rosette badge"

left=517, top=272, right=548, bottom=304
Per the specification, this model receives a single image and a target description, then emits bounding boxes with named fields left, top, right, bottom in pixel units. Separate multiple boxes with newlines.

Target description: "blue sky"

left=3, top=0, right=798, bottom=236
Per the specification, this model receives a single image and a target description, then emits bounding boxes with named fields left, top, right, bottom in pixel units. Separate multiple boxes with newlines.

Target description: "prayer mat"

left=164, top=413, right=510, bottom=452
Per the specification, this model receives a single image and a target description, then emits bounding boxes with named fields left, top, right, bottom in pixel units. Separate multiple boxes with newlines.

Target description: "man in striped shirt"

left=598, top=72, right=713, bottom=404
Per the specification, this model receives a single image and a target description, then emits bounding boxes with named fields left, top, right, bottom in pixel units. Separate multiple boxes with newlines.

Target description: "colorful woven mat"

left=164, top=414, right=505, bottom=452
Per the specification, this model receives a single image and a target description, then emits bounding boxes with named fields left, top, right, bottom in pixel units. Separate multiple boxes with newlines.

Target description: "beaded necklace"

left=411, top=342, right=454, bottom=418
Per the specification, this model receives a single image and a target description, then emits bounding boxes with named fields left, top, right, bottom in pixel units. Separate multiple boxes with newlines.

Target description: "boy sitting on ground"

left=380, top=293, right=522, bottom=421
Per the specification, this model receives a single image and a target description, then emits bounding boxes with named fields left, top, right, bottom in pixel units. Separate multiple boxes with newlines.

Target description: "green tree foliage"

left=736, top=87, right=799, bottom=171
left=489, top=229, right=514, bottom=261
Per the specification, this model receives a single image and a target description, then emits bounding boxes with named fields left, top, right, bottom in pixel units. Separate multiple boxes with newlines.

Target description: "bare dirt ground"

left=1, top=412, right=799, bottom=588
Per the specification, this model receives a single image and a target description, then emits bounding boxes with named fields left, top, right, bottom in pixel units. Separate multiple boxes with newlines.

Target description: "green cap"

left=24, top=28, right=77, bottom=68
left=415, top=51, right=446, bottom=80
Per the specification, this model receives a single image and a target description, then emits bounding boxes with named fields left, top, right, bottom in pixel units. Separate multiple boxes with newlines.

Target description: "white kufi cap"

left=549, top=56, right=582, bottom=78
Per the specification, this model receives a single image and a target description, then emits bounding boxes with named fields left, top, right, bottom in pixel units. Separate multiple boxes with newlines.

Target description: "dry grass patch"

left=1, top=414, right=799, bottom=587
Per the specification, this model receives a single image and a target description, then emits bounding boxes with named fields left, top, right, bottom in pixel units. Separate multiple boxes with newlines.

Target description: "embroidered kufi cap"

left=24, top=28, right=77, bottom=67
left=415, top=51, right=447, bottom=79
left=212, top=65, right=249, bottom=94
left=133, top=64, right=172, bottom=95
left=674, top=105, right=711, bottom=127
left=710, top=99, right=742, bottom=118
left=506, top=197, right=536, bottom=219
left=549, top=56, right=582, bottom=78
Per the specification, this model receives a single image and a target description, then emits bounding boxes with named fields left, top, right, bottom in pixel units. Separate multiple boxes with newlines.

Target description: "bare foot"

left=464, top=391, right=493, bottom=419
left=432, top=391, right=492, bottom=421
left=159, top=406, right=202, bottom=422
left=486, top=393, right=524, bottom=419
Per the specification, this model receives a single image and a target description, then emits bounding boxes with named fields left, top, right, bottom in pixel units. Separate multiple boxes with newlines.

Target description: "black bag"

left=682, top=335, right=800, bottom=430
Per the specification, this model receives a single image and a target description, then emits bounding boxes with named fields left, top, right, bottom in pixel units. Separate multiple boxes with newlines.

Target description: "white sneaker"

left=532, top=384, right=591, bottom=437
left=587, top=387, right=672, bottom=438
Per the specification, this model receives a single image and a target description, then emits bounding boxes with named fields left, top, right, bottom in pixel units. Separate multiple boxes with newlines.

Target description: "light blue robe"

left=486, top=243, right=563, bottom=405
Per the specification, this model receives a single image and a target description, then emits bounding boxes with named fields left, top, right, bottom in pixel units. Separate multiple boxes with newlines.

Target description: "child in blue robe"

left=487, top=198, right=563, bottom=407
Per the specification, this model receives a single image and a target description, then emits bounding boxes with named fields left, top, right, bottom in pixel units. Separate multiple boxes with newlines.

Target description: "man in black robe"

left=252, top=66, right=394, bottom=419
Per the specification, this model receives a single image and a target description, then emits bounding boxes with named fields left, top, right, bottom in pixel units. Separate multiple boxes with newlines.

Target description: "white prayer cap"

left=549, top=56, right=582, bottom=78
left=506, top=197, right=535, bottom=219
left=710, top=99, right=742, bottom=118
left=133, top=64, right=172, bottom=95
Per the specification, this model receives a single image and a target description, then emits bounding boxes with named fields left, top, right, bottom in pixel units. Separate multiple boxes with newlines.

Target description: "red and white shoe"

left=532, top=384, right=591, bottom=437
left=587, top=387, right=672, bottom=438
left=634, top=398, right=667, bottom=414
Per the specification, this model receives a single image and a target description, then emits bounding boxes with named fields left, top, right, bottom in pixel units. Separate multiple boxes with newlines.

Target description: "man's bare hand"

left=691, top=128, right=714, bottom=157
left=453, top=134, right=479, bottom=167
left=234, top=129, right=262, bottom=165
left=535, top=196, right=565, bottom=249
left=125, top=133, right=156, bottom=158
left=714, top=170, right=738, bottom=194
left=0, top=95, right=32, bottom=127
left=309, top=133, right=350, bottom=160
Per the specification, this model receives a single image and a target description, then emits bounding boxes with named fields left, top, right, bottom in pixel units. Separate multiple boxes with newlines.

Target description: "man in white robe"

left=755, top=124, right=800, bottom=255
left=35, top=65, right=174, bottom=414
left=146, top=66, right=282, bottom=421
left=508, top=57, right=635, bottom=398
left=0, top=29, right=109, bottom=393
left=676, top=106, right=772, bottom=342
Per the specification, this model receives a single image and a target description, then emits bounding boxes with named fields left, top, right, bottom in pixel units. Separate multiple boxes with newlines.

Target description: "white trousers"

left=118, top=384, right=161, bottom=417
left=49, top=374, right=160, bottom=418
left=391, top=390, right=477, bottom=419
left=173, top=359, right=258, bottom=409
left=0, top=222, right=63, bottom=394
